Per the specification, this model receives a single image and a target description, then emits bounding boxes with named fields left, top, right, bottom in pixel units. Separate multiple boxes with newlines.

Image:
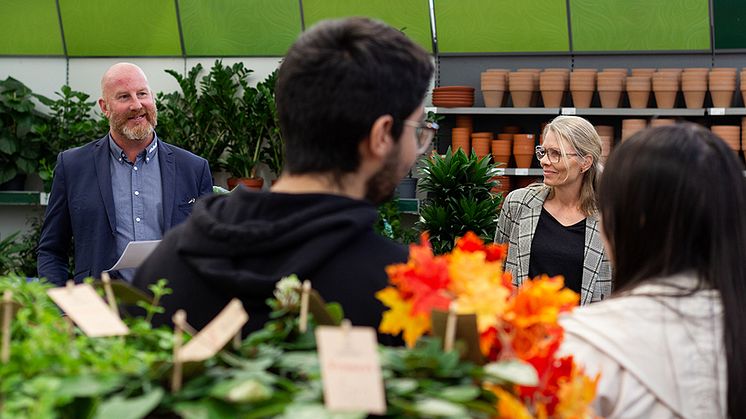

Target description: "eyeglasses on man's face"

left=403, top=120, right=439, bottom=154
left=535, top=145, right=579, bottom=163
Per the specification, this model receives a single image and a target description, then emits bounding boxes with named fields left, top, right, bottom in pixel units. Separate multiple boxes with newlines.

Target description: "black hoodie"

left=133, top=187, right=407, bottom=338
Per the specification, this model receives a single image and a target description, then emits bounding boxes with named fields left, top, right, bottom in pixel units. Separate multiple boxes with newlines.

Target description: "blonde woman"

left=494, top=115, right=611, bottom=304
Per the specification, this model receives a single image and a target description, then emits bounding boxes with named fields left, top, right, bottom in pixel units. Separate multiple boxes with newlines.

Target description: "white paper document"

left=106, top=240, right=161, bottom=272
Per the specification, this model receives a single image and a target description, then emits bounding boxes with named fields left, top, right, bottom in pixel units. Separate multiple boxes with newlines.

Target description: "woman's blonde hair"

left=542, top=115, right=602, bottom=216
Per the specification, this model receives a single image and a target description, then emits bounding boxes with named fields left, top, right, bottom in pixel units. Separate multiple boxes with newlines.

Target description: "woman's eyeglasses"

left=403, top=120, right=439, bottom=154
left=535, top=145, right=579, bottom=163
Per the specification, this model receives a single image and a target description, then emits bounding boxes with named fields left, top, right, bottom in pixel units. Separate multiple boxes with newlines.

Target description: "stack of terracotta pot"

left=622, top=119, right=647, bottom=141
left=451, top=115, right=473, bottom=153
left=709, top=68, right=737, bottom=108
left=741, top=70, right=746, bottom=106
left=595, top=125, right=614, bottom=163
left=432, top=86, right=475, bottom=108
left=597, top=69, right=627, bottom=108
left=570, top=69, right=597, bottom=108
left=481, top=69, right=508, bottom=107
left=652, top=70, right=680, bottom=108
left=539, top=69, right=570, bottom=107
left=711, top=125, right=740, bottom=152
left=626, top=75, right=652, bottom=108
left=471, top=132, right=492, bottom=158
left=631, top=68, right=656, bottom=77
left=513, top=134, right=535, bottom=168
left=491, top=175, right=511, bottom=195
left=492, top=133, right=513, bottom=166
left=509, top=70, right=539, bottom=107
left=742, top=118, right=746, bottom=157
left=681, top=68, right=708, bottom=108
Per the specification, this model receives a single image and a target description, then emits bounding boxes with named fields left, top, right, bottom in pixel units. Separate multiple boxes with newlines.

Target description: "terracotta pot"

left=622, top=119, right=647, bottom=141
left=482, top=90, right=505, bottom=107
left=513, top=154, right=534, bottom=168
left=472, top=137, right=491, bottom=157
left=626, top=76, right=651, bottom=108
left=683, top=90, right=706, bottom=108
left=627, top=91, right=650, bottom=108
left=455, top=116, right=473, bottom=130
left=631, top=68, right=656, bottom=77
left=511, top=91, right=533, bottom=107
left=571, top=90, right=594, bottom=108
left=227, top=177, right=264, bottom=190
left=541, top=90, right=565, bottom=107
left=595, top=125, right=614, bottom=137
left=650, top=118, right=675, bottom=127
left=492, top=140, right=512, bottom=155
left=599, top=90, right=622, bottom=108
left=711, top=90, right=734, bottom=108
left=502, top=125, right=522, bottom=134
left=497, top=133, right=514, bottom=141
left=654, top=90, right=677, bottom=108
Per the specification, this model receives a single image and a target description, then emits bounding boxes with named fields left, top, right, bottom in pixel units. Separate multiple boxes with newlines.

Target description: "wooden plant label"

left=431, top=309, right=483, bottom=364
left=299, top=280, right=311, bottom=333
left=47, top=283, right=129, bottom=337
left=177, top=299, right=248, bottom=362
left=316, top=321, right=386, bottom=415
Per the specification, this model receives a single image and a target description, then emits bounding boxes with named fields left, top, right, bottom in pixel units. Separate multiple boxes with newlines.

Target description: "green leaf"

left=439, top=385, right=481, bottom=403
left=57, top=374, right=123, bottom=398
left=210, top=378, right=273, bottom=403
left=483, top=359, right=539, bottom=386
left=93, top=388, right=164, bottom=419
left=0, top=134, right=18, bottom=154
left=385, top=378, right=418, bottom=396
left=413, top=398, right=469, bottom=417
left=173, top=399, right=238, bottom=419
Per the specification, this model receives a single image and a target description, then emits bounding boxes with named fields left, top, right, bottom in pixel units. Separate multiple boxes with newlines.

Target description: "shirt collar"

left=108, top=133, right=159, bottom=163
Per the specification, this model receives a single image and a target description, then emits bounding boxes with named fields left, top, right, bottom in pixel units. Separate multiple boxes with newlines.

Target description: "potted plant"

left=417, top=147, right=502, bottom=254
left=34, top=85, right=109, bottom=192
left=0, top=77, right=47, bottom=190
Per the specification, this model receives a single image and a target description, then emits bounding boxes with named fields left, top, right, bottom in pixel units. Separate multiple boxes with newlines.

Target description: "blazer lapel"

left=159, top=140, right=176, bottom=228
left=581, top=215, right=605, bottom=305
left=93, top=136, right=116, bottom=234
left=516, top=187, right=549, bottom=283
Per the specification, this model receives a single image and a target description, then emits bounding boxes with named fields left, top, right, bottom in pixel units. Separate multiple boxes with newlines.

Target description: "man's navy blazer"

left=37, top=135, right=213, bottom=286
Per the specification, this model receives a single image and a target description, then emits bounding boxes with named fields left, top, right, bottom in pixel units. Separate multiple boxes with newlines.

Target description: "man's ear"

left=366, top=114, right=395, bottom=159
left=98, top=97, right=109, bottom=116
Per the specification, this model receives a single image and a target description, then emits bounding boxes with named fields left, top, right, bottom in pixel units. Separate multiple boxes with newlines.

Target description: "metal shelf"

left=433, top=107, right=560, bottom=115
left=0, top=191, right=48, bottom=206
left=560, top=107, right=705, bottom=116
left=707, top=108, right=746, bottom=116
left=494, top=168, right=544, bottom=176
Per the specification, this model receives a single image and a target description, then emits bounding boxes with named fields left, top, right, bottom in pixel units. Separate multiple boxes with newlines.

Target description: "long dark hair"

left=598, top=123, right=746, bottom=417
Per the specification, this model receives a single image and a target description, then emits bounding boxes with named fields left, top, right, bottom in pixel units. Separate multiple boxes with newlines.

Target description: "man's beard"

left=365, top=144, right=406, bottom=205
left=110, top=105, right=158, bottom=141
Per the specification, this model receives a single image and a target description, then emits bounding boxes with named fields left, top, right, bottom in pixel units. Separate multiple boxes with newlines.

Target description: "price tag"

left=39, top=192, right=49, bottom=206
left=177, top=299, right=248, bottom=362
left=47, top=283, right=129, bottom=337
left=561, top=107, right=577, bottom=115
left=710, top=107, right=725, bottom=116
left=316, top=323, right=386, bottom=414
left=515, top=168, right=529, bottom=176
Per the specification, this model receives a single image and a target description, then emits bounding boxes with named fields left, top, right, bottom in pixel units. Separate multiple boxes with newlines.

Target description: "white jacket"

left=559, top=273, right=727, bottom=419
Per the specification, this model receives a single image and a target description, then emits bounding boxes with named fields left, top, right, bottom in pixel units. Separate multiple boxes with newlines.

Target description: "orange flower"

left=504, top=276, right=579, bottom=330
left=376, top=287, right=430, bottom=347
left=385, top=236, right=451, bottom=316
left=554, top=361, right=600, bottom=419
left=486, top=385, right=534, bottom=419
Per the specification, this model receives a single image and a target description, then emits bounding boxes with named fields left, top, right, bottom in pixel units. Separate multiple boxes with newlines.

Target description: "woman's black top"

left=528, top=207, right=585, bottom=294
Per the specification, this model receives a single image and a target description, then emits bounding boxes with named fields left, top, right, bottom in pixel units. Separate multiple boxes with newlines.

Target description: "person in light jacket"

left=560, top=123, right=746, bottom=418
left=495, top=115, right=612, bottom=304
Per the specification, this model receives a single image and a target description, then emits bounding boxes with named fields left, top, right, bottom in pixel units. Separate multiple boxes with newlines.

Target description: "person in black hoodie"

left=133, top=17, right=435, bottom=341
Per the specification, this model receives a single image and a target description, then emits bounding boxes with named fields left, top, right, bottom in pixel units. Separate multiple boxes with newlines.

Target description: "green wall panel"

left=302, top=0, right=433, bottom=53
left=434, top=0, right=569, bottom=53
left=713, top=0, right=746, bottom=49
left=0, top=0, right=63, bottom=55
left=570, top=0, right=710, bottom=51
left=179, top=0, right=301, bottom=56
left=59, top=0, right=181, bottom=56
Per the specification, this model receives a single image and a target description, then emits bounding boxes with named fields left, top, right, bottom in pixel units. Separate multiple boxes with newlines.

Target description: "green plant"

left=417, top=147, right=503, bottom=254
left=0, top=77, right=48, bottom=185
left=156, top=62, right=237, bottom=174
left=375, top=198, right=418, bottom=245
left=34, top=85, right=109, bottom=191
left=257, top=70, right=283, bottom=178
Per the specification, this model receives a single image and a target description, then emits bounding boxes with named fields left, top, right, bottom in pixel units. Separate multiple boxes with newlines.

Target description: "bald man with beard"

left=37, top=63, right=213, bottom=285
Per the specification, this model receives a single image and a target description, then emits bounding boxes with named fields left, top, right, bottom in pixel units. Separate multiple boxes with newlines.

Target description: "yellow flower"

left=455, top=279, right=510, bottom=332
left=376, top=287, right=430, bottom=347
left=554, top=363, right=600, bottom=419
left=486, top=385, right=534, bottom=419
left=447, top=247, right=506, bottom=297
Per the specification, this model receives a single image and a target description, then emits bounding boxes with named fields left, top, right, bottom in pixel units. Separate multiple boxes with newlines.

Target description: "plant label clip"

left=100, top=272, right=120, bottom=318
left=299, top=280, right=311, bottom=333
left=444, top=302, right=458, bottom=352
